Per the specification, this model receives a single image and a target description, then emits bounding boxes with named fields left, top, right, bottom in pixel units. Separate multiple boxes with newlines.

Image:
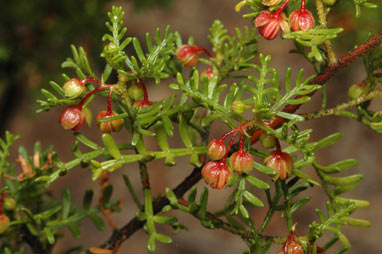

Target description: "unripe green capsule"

left=259, top=133, right=276, bottom=149
left=3, top=197, right=16, bottom=211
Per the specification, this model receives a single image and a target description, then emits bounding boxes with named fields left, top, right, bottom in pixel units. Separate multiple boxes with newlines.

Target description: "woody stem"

left=107, top=87, right=113, bottom=114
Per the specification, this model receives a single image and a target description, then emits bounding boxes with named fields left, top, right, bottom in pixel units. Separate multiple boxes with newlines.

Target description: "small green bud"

left=232, top=101, right=251, bottom=114
left=259, top=133, right=276, bottom=149
left=348, top=83, right=366, bottom=100
left=104, top=42, right=119, bottom=55
left=128, top=82, right=144, bottom=100
left=3, top=197, right=16, bottom=211
left=63, top=78, right=85, bottom=99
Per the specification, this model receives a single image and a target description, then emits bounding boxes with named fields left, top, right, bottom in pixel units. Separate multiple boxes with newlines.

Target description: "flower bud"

left=259, top=133, right=276, bottom=149
left=63, top=78, right=85, bottom=99
left=128, top=82, right=144, bottom=100
left=201, top=161, right=231, bottom=189
left=232, top=100, right=251, bottom=114
left=207, top=139, right=226, bottom=161
left=277, top=241, right=304, bottom=254
left=262, top=0, right=282, bottom=6
left=104, top=42, right=119, bottom=55
left=96, top=111, right=124, bottom=133
left=59, top=106, right=86, bottom=130
left=264, top=151, right=293, bottom=180
left=348, top=83, right=366, bottom=100
left=3, top=197, right=16, bottom=211
left=0, top=214, right=10, bottom=234
left=200, top=68, right=216, bottom=81
left=229, top=151, right=254, bottom=174
left=255, top=11, right=290, bottom=40
left=289, top=9, right=315, bottom=32
left=176, top=45, right=201, bottom=67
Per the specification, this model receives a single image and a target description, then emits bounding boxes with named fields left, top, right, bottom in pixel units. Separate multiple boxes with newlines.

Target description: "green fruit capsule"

left=3, top=197, right=16, bottom=211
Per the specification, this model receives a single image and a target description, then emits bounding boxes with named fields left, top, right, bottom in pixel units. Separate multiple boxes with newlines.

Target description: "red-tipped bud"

left=3, top=197, right=16, bottom=211
left=128, top=82, right=144, bottom=100
left=96, top=111, right=124, bottom=133
left=277, top=241, right=304, bottom=254
left=348, top=83, right=366, bottom=100
left=255, top=11, right=290, bottom=40
left=0, top=214, right=10, bottom=234
left=59, top=106, right=86, bottom=130
left=229, top=151, right=254, bottom=174
left=200, top=68, right=216, bottom=81
left=201, top=161, right=231, bottom=189
left=232, top=100, right=251, bottom=114
left=176, top=45, right=201, bottom=67
left=259, top=133, right=276, bottom=149
left=134, top=100, right=154, bottom=108
left=207, top=139, right=226, bottom=161
left=289, top=9, right=315, bottom=31
left=264, top=151, right=293, bottom=180
left=63, top=78, right=85, bottom=99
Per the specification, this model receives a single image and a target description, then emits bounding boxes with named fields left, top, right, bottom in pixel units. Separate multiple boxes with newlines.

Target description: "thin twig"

left=315, top=0, right=337, bottom=65
left=302, top=87, right=382, bottom=120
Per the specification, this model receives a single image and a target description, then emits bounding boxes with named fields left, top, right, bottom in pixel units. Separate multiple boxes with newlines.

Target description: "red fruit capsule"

left=289, top=8, right=315, bottom=31
left=59, top=106, right=86, bottom=131
left=229, top=151, right=254, bottom=174
left=176, top=45, right=202, bottom=67
left=96, top=111, right=124, bottom=133
left=255, top=11, right=290, bottom=40
left=264, top=151, right=293, bottom=180
left=201, top=161, right=231, bottom=189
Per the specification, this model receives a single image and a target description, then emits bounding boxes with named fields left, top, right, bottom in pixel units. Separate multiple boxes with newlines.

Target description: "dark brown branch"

left=95, top=166, right=202, bottom=251
left=93, top=31, right=382, bottom=253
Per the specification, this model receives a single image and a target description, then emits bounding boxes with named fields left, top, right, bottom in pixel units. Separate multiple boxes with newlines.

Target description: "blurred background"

left=1, top=0, right=381, bottom=253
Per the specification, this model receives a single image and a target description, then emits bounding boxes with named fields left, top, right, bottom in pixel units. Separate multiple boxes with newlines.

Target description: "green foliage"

left=2, top=0, right=382, bottom=253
